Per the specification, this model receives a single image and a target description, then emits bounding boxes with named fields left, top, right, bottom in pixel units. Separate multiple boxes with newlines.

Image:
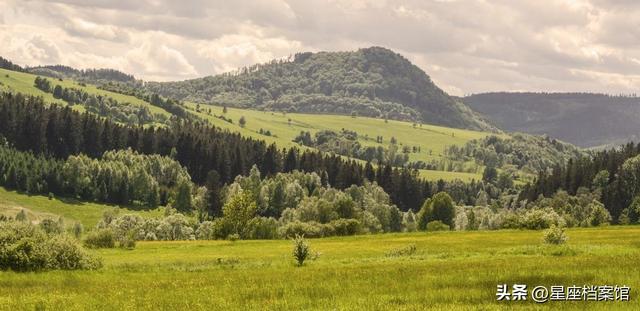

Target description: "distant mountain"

left=464, top=92, right=640, bottom=148
left=145, top=47, right=496, bottom=131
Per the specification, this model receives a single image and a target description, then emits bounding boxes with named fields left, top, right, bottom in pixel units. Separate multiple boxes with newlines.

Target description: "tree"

left=417, top=192, right=455, bottom=230
left=482, top=165, right=498, bottom=183
left=205, top=170, right=223, bottom=218
left=239, top=116, right=246, bottom=128
left=292, top=234, right=310, bottom=266
left=173, top=178, right=193, bottom=213
left=223, top=106, right=228, bottom=114
left=222, top=191, right=257, bottom=238
left=53, top=85, right=63, bottom=99
left=496, top=172, right=513, bottom=189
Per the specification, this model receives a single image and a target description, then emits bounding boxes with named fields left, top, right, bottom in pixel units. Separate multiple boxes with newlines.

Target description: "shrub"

left=246, top=217, right=278, bottom=239
left=15, top=209, right=28, bottom=222
left=0, top=222, right=101, bottom=271
left=83, top=229, right=116, bottom=249
left=329, top=218, right=360, bottom=236
left=543, top=225, right=567, bottom=245
left=277, top=221, right=324, bottom=238
left=292, top=234, right=310, bottom=266
left=72, top=222, right=83, bottom=239
left=521, top=208, right=564, bottom=230
left=118, top=232, right=136, bottom=249
left=227, top=233, right=240, bottom=241
left=47, top=235, right=102, bottom=270
left=195, top=221, right=215, bottom=240
left=39, top=218, right=64, bottom=235
left=426, top=220, right=450, bottom=231
left=385, top=244, right=417, bottom=257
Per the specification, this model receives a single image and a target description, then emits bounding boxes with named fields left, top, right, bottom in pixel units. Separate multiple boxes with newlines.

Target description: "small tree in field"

left=292, top=234, right=310, bottom=266
left=239, top=116, right=246, bottom=128
left=543, top=225, right=567, bottom=245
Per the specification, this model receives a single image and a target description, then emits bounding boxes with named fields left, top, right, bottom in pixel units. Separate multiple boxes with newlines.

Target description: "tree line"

left=0, top=92, right=470, bottom=212
left=520, top=142, right=640, bottom=223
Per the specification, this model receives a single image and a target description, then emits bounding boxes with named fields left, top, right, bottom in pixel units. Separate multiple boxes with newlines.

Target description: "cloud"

left=0, top=0, right=639, bottom=94
left=196, top=28, right=303, bottom=73
left=63, top=17, right=131, bottom=42
left=124, top=41, right=197, bottom=81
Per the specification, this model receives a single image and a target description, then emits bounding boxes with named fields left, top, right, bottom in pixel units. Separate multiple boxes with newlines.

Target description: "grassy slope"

left=0, top=226, right=638, bottom=310
left=0, top=68, right=171, bottom=118
left=186, top=103, right=491, bottom=181
left=0, top=187, right=163, bottom=228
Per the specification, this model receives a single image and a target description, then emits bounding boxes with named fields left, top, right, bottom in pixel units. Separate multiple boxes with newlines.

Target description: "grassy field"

left=0, top=68, right=171, bottom=118
left=0, top=187, right=163, bottom=228
left=0, top=226, right=637, bottom=310
left=185, top=103, right=492, bottom=164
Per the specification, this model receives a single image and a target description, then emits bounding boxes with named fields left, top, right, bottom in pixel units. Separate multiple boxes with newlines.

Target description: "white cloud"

left=0, top=0, right=639, bottom=93
left=124, top=41, right=197, bottom=81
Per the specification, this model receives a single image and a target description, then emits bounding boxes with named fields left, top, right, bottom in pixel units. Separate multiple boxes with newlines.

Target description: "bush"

left=195, top=221, right=216, bottom=240
left=292, top=234, right=310, bottom=266
left=47, top=235, right=102, bottom=270
left=521, top=208, right=563, bottom=230
left=385, top=244, right=417, bottom=257
left=278, top=221, right=325, bottom=238
left=39, top=218, right=64, bottom=235
left=543, top=225, right=567, bottom=245
left=0, top=222, right=102, bottom=271
left=329, top=218, right=360, bottom=236
left=246, top=217, right=278, bottom=239
left=227, top=233, right=240, bottom=241
left=83, top=229, right=116, bottom=249
left=118, top=232, right=136, bottom=249
left=426, top=220, right=450, bottom=231
left=72, top=223, right=83, bottom=239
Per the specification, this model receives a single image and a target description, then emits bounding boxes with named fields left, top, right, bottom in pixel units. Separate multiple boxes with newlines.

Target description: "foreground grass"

left=0, top=187, right=163, bottom=227
left=0, top=226, right=638, bottom=310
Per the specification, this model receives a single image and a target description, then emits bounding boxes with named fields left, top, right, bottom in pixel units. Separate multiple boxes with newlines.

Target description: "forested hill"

left=464, top=92, right=640, bottom=148
left=144, top=47, right=495, bottom=131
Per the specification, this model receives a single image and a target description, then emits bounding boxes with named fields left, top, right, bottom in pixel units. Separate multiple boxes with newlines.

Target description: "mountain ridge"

left=464, top=92, right=640, bottom=148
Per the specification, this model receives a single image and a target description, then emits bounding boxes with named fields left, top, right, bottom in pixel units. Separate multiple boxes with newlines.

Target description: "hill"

left=144, top=47, right=495, bottom=131
left=0, top=187, right=162, bottom=228
left=464, top=92, right=640, bottom=148
left=0, top=67, right=173, bottom=126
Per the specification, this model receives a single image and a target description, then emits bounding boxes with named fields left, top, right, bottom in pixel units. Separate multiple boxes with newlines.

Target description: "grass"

left=187, top=103, right=492, bottom=181
left=0, top=68, right=171, bottom=119
left=0, top=226, right=638, bottom=310
left=186, top=103, right=492, bottom=164
left=0, top=187, right=163, bottom=228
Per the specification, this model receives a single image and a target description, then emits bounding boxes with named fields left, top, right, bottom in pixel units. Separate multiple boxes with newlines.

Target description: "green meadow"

left=0, top=68, right=171, bottom=118
left=0, top=226, right=637, bottom=310
left=186, top=103, right=488, bottom=181
left=0, top=187, right=162, bottom=228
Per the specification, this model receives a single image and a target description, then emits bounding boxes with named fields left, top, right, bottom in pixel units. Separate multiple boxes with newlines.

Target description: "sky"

left=1, top=0, right=639, bottom=96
